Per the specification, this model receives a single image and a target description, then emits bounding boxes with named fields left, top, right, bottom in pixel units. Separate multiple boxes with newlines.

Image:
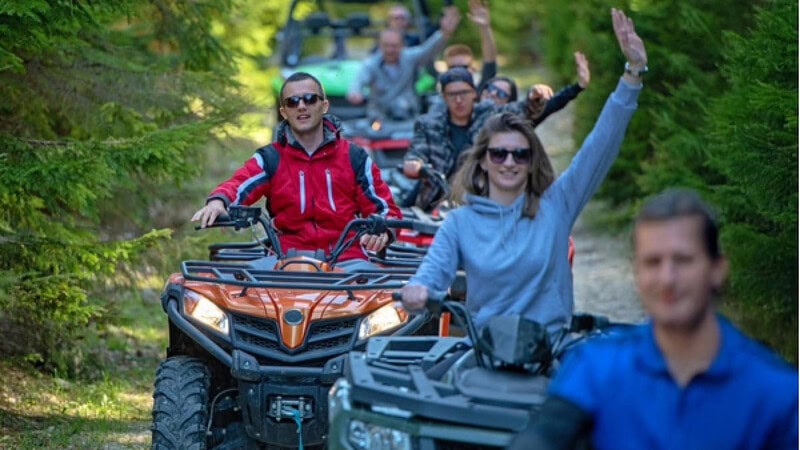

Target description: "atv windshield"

left=278, top=0, right=436, bottom=68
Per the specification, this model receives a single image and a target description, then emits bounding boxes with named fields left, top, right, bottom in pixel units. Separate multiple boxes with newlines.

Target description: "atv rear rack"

left=181, top=260, right=415, bottom=291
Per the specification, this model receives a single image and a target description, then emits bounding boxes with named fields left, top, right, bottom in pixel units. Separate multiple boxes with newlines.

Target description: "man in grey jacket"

left=346, top=6, right=460, bottom=121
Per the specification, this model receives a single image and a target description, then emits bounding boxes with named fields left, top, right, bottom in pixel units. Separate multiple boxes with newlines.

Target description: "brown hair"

left=634, top=188, right=721, bottom=260
left=444, top=44, right=474, bottom=61
left=450, top=112, right=555, bottom=218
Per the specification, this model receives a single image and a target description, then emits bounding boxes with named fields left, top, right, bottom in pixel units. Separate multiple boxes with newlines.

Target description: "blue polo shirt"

left=550, top=315, right=798, bottom=450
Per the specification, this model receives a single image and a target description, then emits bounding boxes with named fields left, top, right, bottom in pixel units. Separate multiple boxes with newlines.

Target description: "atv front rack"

left=181, top=260, right=415, bottom=291
left=342, top=336, right=541, bottom=432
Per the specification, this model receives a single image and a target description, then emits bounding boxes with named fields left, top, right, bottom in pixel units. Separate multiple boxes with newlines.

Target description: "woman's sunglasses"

left=282, top=93, right=323, bottom=108
left=485, top=84, right=510, bottom=100
left=487, top=147, right=532, bottom=164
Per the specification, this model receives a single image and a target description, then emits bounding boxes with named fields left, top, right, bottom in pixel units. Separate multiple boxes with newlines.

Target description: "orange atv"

left=151, top=206, right=432, bottom=449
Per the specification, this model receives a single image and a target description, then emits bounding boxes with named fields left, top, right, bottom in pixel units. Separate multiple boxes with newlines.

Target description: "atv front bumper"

left=329, top=378, right=514, bottom=449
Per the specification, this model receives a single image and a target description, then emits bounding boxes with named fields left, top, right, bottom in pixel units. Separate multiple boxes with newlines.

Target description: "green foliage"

left=703, top=0, right=798, bottom=360
left=534, top=0, right=761, bottom=204
left=532, top=0, right=796, bottom=360
left=0, top=0, right=245, bottom=374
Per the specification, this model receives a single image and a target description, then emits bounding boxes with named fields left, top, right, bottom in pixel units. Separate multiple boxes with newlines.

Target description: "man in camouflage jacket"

left=404, top=67, right=582, bottom=211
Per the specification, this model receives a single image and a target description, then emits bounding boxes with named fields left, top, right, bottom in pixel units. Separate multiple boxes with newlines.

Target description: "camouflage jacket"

left=406, top=83, right=583, bottom=210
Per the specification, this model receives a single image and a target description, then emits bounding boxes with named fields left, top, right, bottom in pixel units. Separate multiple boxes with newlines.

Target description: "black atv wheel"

left=152, top=356, right=212, bottom=450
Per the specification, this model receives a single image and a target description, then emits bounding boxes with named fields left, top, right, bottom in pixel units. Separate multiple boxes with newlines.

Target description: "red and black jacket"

left=208, top=115, right=401, bottom=261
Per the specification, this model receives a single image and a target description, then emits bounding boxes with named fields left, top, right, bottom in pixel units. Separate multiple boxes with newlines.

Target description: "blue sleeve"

left=407, top=212, right=461, bottom=292
left=765, top=371, right=799, bottom=449
left=548, top=343, right=601, bottom=415
left=552, top=78, right=640, bottom=224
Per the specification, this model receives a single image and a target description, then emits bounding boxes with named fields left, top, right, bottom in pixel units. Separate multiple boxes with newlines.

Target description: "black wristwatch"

left=624, top=61, right=648, bottom=77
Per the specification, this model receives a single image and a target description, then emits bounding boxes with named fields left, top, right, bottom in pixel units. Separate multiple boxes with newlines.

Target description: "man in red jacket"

left=192, top=72, right=401, bottom=262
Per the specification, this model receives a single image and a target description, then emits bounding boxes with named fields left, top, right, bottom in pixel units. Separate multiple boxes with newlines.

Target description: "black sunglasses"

left=282, top=93, right=323, bottom=108
left=485, top=83, right=510, bottom=100
left=487, top=147, right=532, bottom=164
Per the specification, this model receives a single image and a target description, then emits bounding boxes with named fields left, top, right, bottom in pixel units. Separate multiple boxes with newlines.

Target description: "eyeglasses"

left=443, top=89, right=475, bottom=100
left=282, top=93, right=323, bottom=108
left=487, top=147, right=532, bottom=164
left=485, top=84, right=510, bottom=100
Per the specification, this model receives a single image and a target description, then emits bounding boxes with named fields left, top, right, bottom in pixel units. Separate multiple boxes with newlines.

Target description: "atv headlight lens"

left=358, top=304, right=406, bottom=340
left=184, top=290, right=230, bottom=335
left=347, top=419, right=410, bottom=450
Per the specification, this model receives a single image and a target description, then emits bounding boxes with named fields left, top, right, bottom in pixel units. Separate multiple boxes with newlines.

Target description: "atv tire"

left=152, top=356, right=212, bottom=450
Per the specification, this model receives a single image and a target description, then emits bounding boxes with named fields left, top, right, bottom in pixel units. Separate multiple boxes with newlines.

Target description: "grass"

left=0, top=291, right=167, bottom=449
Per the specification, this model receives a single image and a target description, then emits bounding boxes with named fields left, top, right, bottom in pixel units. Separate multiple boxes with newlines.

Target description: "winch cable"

left=292, top=409, right=304, bottom=450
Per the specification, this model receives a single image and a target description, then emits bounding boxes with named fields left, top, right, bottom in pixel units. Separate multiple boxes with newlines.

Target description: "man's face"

left=442, top=81, right=476, bottom=123
left=379, top=31, right=403, bottom=64
left=279, top=79, right=329, bottom=136
left=633, top=216, right=727, bottom=331
left=446, top=54, right=473, bottom=71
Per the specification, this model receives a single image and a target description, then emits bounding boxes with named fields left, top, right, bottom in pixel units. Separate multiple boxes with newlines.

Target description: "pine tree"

left=703, top=0, right=798, bottom=360
left=0, top=0, right=244, bottom=373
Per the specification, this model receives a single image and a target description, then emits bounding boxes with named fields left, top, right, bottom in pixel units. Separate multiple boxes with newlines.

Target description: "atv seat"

left=453, top=357, right=550, bottom=411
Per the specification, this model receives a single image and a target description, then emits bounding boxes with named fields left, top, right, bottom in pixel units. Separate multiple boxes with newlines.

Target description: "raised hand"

left=526, top=83, right=554, bottom=118
left=611, top=8, right=647, bottom=69
left=439, top=5, right=462, bottom=37
left=467, top=0, right=490, bottom=29
left=575, top=51, right=591, bottom=89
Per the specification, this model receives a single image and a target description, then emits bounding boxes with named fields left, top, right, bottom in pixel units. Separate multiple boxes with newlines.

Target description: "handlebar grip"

left=194, top=214, right=234, bottom=230
left=385, top=219, right=417, bottom=229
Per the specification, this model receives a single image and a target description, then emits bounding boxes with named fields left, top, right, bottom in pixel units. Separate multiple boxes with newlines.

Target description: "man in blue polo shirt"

left=509, top=188, right=798, bottom=450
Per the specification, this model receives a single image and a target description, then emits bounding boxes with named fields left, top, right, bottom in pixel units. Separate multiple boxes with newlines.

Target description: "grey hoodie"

left=408, top=78, right=641, bottom=336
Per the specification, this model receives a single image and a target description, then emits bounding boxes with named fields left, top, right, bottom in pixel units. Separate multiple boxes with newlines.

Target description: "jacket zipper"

left=299, top=170, right=306, bottom=214
left=325, top=169, right=337, bottom=212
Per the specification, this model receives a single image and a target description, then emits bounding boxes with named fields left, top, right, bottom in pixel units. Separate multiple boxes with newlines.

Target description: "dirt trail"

left=536, top=102, right=645, bottom=324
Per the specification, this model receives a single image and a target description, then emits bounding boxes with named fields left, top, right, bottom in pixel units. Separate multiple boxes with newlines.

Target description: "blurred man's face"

left=379, top=30, right=403, bottom=64
left=633, top=216, right=727, bottom=332
left=388, top=6, right=410, bottom=31
left=446, top=54, right=473, bottom=71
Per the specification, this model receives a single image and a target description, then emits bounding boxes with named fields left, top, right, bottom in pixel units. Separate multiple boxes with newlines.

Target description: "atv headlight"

left=358, top=304, right=405, bottom=340
left=347, top=419, right=410, bottom=450
left=184, top=290, right=230, bottom=335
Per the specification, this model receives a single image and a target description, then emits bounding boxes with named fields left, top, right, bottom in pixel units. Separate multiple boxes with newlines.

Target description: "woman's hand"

left=575, top=51, right=590, bottom=89
left=612, top=8, right=647, bottom=72
left=401, top=284, right=429, bottom=312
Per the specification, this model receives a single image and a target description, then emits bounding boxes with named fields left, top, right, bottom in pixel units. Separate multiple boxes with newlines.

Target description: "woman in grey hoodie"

left=400, top=8, right=647, bottom=337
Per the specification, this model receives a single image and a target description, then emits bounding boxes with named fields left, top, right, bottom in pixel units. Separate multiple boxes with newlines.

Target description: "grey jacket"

left=349, top=31, right=447, bottom=120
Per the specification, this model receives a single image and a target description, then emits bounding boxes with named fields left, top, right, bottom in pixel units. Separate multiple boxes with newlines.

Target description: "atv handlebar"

left=392, top=289, right=487, bottom=368
left=327, top=215, right=423, bottom=267
left=195, top=206, right=284, bottom=258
